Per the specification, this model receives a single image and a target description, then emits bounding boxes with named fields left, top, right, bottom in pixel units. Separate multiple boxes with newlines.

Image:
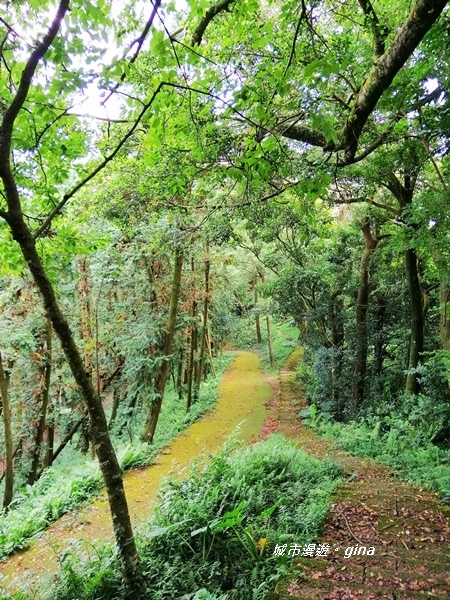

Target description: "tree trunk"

left=373, top=292, right=387, bottom=377
left=352, top=217, right=379, bottom=410
left=176, top=347, right=184, bottom=399
left=196, top=257, right=210, bottom=388
left=266, top=315, right=275, bottom=369
left=143, top=252, right=158, bottom=309
left=4, top=208, right=144, bottom=597
left=45, top=424, right=54, bottom=468
left=405, top=247, right=424, bottom=394
left=0, top=351, right=14, bottom=510
left=329, top=291, right=344, bottom=418
left=186, top=308, right=197, bottom=411
left=142, top=248, right=183, bottom=443
left=254, top=282, right=262, bottom=343
left=27, top=317, right=52, bottom=485
left=439, top=282, right=450, bottom=349
left=187, top=257, right=197, bottom=411
left=108, top=386, right=121, bottom=430
left=77, top=258, right=96, bottom=453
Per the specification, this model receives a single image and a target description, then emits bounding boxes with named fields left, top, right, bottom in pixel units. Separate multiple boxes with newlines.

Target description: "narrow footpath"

left=266, top=348, right=450, bottom=600
left=0, top=351, right=272, bottom=596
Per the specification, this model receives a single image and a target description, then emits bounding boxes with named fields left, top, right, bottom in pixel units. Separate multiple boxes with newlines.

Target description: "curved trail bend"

left=0, top=351, right=272, bottom=595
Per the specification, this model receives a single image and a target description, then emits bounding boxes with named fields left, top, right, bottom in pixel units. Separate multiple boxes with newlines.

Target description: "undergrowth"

left=0, top=354, right=233, bottom=562
left=305, top=408, right=450, bottom=503
left=4, top=435, right=341, bottom=600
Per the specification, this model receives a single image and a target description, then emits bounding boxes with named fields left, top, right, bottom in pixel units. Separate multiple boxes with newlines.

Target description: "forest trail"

left=0, top=351, right=272, bottom=595
left=264, top=348, right=450, bottom=600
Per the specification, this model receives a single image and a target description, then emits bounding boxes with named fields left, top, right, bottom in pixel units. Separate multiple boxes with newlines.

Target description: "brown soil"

left=265, top=348, right=450, bottom=600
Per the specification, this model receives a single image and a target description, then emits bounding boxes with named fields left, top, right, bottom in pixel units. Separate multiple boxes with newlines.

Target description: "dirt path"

left=266, top=348, right=450, bottom=600
left=0, top=351, right=272, bottom=596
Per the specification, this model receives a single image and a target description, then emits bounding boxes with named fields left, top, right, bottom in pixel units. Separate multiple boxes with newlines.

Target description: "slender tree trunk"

left=196, top=258, right=210, bottom=388
left=177, top=347, right=184, bottom=399
left=373, top=293, right=387, bottom=376
left=266, top=315, right=275, bottom=369
left=45, top=424, right=54, bottom=468
left=4, top=206, right=144, bottom=597
left=77, top=258, right=94, bottom=373
left=28, top=317, right=52, bottom=485
left=385, top=172, right=424, bottom=396
left=206, top=329, right=216, bottom=377
left=405, top=247, right=424, bottom=394
left=108, top=387, right=121, bottom=430
left=77, top=258, right=96, bottom=453
left=186, top=307, right=197, bottom=411
left=439, top=282, right=450, bottom=350
left=142, top=248, right=183, bottom=443
left=0, top=351, right=13, bottom=509
left=0, top=438, right=22, bottom=485
left=329, top=291, right=344, bottom=418
left=187, top=257, right=197, bottom=411
left=254, top=282, right=262, bottom=343
left=352, top=218, right=380, bottom=410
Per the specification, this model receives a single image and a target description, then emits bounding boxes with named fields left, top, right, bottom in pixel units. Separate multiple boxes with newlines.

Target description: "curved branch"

left=358, top=0, right=388, bottom=57
left=340, top=0, right=448, bottom=164
left=0, top=0, right=69, bottom=150
left=191, top=0, right=236, bottom=46
left=33, top=82, right=166, bottom=238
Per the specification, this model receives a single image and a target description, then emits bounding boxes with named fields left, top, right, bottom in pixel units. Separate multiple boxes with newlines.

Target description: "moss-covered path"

left=0, top=351, right=272, bottom=595
left=265, top=349, right=450, bottom=600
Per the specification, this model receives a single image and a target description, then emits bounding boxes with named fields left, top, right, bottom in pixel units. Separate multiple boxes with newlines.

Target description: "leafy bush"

left=15, top=435, right=341, bottom=600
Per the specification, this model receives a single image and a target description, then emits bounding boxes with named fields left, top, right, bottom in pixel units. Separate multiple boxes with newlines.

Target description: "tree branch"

left=33, top=82, right=166, bottom=239
left=358, top=0, right=388, bottom=57
left=101, top=0, right=162, bottom=105
left=191, top=0, right=236, bottom=46
left=340, top=0, right=448, bottom=164
left=281, top=123, right=326, bottom=147
left=0, top=0, right=69, bottom=151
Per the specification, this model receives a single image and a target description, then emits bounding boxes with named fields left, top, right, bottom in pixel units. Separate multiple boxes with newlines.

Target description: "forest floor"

left=0, top=350, right=272, bottom=596
left=262, top=348, right=450, bottom=600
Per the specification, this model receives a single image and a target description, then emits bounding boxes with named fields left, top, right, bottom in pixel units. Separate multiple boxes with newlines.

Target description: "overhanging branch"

left=340, top=0, right=448, bottom=164
left=191, top=0, right=236, bottom=46
left=33, top=82, right=166, bottom=239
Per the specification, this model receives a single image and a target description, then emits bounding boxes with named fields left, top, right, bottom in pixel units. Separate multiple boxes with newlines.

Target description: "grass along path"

left=0, top=350, right=272, bottom=596
left=265, top=348, right=450, bottom=600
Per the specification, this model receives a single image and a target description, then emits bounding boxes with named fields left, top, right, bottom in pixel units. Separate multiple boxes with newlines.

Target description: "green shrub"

left=139, top=434, right=341, bottom=599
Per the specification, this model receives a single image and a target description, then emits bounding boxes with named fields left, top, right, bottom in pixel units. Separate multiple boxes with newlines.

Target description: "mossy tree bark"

left=352, top=218, right=380, bottom=410
left=0, top=351, right=14, bottom=510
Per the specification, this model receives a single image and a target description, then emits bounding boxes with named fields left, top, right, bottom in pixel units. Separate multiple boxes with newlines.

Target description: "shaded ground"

left=0, top=351, right=272, bottom=596
left=264, top=348, right=450, bottom=600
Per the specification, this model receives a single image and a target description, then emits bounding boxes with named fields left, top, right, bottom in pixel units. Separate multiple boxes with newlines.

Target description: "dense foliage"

left=1, top=0, right=449, bottom=596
